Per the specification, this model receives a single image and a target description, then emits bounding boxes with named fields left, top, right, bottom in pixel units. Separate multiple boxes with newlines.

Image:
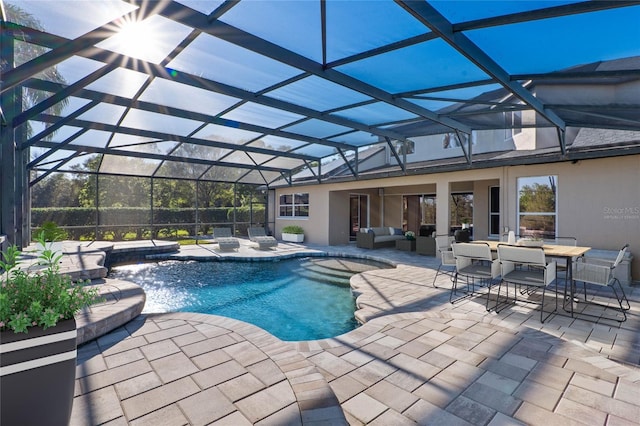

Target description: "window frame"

left=516, top=175, right=557, bottom=239
left=505, top=110, right=522, bottom=139
left=489, top=186, right=500, bottom=237
left=450, top=192, right=473, bottom=227
left=278, top=192, right=309, bottom=218
left=420, top=194, right=437, bottom=225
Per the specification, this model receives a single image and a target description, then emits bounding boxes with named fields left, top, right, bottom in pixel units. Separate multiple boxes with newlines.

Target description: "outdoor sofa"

left=356, top=226, right=406, bottom=249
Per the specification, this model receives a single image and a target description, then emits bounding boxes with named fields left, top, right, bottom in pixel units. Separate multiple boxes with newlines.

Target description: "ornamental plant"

left=35, top=220, right=68, bottom=242
left=0, top=232, right=101, bottom=333
left=405, top=231, right=416, bottom=240
left=281, top=225, right=304, bottom=234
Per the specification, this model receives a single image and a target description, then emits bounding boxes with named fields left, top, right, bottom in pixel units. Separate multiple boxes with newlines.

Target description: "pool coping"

left=76, top=242, right=398, bottom=345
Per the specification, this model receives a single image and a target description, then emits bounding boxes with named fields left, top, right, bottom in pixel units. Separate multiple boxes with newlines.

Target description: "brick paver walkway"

left=66, top=241, right=639, bottom=425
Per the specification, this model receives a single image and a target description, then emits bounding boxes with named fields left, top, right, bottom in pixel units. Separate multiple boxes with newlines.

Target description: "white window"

left=279, top=193, right=309, bottom=218
left=512, top=111, right=522, bottom=135
left=394, top=140, right=415, bottom=155
left=505, top=111, right=522, bottom=139
left=442, top=132, right=474, bottom=149
left=517, top=176, right=557, bottom=239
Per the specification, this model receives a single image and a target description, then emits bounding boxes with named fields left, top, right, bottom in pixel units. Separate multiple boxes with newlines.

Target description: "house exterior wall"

left=384, top=194, right=402, bottom=228
left=274, top=185, right=327, bottom=245
left=397, top=129, right=516, bottom=164
left=274, top=154, right=640, bottom=281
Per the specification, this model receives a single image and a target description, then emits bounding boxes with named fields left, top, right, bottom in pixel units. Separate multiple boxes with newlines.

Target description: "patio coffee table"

left=396, top=239, right=416, bottom=252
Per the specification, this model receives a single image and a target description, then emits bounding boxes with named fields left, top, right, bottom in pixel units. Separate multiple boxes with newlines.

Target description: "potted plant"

left=281, top=225, right=305, bottom=243
left=404, top=230, right=416, bottom=241
left=0, top=232, right=101, bottom=426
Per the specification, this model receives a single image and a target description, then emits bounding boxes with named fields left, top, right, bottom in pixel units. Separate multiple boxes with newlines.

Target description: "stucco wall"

left=502, top=156, right=640, bottom=279
left=405, top=129, right=516, bottom=163
left=383, top=195, right=402, bottom=228
left=274, top=186, right=327, bottom=245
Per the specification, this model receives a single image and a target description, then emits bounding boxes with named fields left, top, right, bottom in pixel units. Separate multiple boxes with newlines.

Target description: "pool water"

left=108, top=257, right=389, bottom=341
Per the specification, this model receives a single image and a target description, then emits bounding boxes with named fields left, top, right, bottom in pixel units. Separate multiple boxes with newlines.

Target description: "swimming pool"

left=108, top=257, right=390, bottom=341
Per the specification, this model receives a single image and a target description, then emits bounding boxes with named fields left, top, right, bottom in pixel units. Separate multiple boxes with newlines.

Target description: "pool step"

left=298, top=260, right=356, bottom=280
left=293, top=268, right=350, bottom=286
left=295, top=258, right=387, bottom=287
left=293, top=265, right=352, bottom=286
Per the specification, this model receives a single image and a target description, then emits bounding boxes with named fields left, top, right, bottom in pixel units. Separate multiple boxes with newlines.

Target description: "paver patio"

left=63, top=240, right=639, bottom=425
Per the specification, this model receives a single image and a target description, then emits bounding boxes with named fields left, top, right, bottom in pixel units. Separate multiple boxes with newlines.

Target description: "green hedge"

left=31, top=206, right=266, bottom=240
left=32, top=207, right=96, bottom=226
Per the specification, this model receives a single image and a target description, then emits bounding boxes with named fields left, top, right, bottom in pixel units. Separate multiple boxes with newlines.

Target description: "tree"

left=519, top=183, right=555, bottom=213
left=518, top=181, right=556, bottom=237
left=73, top=156, right=152, bottom=208
left=4, top=3, right=69, bottom=140
left=31, top=173, right=82, bottom=208
left=450, top=193, right=473, bottom=226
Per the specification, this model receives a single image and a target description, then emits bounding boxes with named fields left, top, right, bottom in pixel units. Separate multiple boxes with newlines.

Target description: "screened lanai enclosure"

left=1, top=0, right=640, bottom=248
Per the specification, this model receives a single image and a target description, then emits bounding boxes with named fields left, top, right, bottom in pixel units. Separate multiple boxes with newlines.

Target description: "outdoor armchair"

left=544, top=236, right=576, bottom=281
left=494, top=245, right=557, bottom=323
left=570, top=244, right=630, bottom=322
left=432, top=235, right=456, bottom=288
left=451, top=242, right=500, bottom=306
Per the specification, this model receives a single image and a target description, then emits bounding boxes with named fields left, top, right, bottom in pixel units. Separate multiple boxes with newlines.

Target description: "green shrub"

left=282, top=225, right=304, bottom=234
left=34, top=221, right=68, bottom=242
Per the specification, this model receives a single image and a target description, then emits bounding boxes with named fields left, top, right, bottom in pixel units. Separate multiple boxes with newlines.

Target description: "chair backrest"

left=452, top=242, right=492, bottom=262
left=498, top=244, right=556, bottom=285
left=213, top=227, right=233, bottom=239
left=497, top=245, right=545, bottom=266
left=612, top=244, right=629, bottom=269
left=435, top=235, right=453, bottom=253
left=248, top=227, right=267, bottom=239
left=452, top=242, right=500, bottom=278
left=547, top=236, right=576, bottom=246
left=435, top=235, right=456, bottom=265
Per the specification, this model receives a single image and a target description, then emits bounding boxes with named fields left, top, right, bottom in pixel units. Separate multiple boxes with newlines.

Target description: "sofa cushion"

left=392, top=227, right=403, bottom=236
left=371, top=227, right=389, bottom=236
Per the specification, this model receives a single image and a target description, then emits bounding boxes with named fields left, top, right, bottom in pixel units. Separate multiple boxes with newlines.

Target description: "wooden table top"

left=472, top=240, right=591, bottom=259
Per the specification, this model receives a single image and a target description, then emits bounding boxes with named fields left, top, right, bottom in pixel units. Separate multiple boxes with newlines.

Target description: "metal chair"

left=432, top=235, right=456, bottom=288
left=451, top=242, right=500, bottom=307
left=570, top=244, right=630, bottom=322
left=493, top=245, right=557, bottom=323
left=543, top=236, right=576, bottom=282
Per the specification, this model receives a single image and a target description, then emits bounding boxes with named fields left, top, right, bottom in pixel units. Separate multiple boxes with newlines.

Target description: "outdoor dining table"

left=472, top=240, right=591, bottom=316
